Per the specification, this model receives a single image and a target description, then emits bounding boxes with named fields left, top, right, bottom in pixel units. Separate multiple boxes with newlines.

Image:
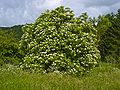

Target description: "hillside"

left=0, top=25, right=23, bottom=40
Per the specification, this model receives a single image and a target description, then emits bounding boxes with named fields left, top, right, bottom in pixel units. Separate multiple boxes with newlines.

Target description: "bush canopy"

left=20, top=6, right=100, bottom=75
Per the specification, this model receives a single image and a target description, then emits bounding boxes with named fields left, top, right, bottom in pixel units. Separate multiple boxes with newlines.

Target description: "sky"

left=0, top=0, right=120, bottom=27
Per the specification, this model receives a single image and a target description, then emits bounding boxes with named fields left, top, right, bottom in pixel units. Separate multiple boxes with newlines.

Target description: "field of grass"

left=0, top=63, right=120, bottom=90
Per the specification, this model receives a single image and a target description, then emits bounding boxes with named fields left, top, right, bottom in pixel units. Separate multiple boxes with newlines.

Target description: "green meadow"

left=0, top=63, right=120, bottom=90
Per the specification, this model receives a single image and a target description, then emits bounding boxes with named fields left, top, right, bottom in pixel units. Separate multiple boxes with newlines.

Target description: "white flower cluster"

left=20, top=6, right=100, bottom=76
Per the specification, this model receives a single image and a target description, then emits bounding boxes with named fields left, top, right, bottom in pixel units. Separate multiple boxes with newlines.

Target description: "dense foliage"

left=0, top=25, right=23, bottom=65
left=98, top=10, right=120, bottom=66
left=20, top=6, right=100, bottom=75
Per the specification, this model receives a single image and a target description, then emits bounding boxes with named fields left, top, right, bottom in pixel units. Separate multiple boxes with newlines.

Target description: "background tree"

left=97, top=10, right=120, bottom=66
left=0, top=26, right=23, bottom=66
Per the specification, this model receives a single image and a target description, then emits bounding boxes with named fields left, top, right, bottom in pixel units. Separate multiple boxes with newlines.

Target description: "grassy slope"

left=0, top=63, right=120, bottom=90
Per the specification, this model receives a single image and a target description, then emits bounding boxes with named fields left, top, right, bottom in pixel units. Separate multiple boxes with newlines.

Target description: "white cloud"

left=79, top=0, right=120, bottom=7
left=44, top=0, right=62, bottom=8
left=0, top=0, right=120, bottom=26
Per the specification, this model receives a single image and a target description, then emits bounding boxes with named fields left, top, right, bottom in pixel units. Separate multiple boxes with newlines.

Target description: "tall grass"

left=0, top=63, right=120, bottom=90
